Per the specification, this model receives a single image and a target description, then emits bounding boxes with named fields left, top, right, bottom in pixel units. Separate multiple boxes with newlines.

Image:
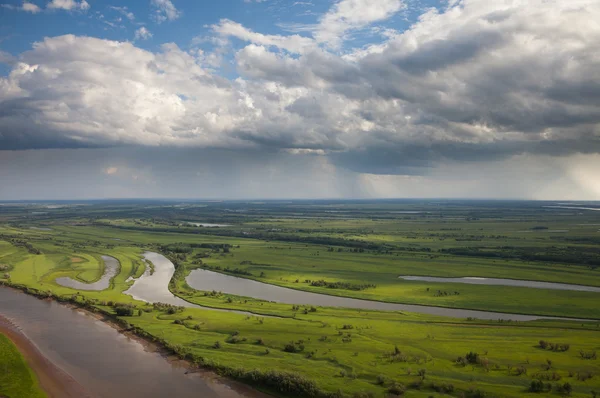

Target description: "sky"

left=0, top=0, right=600, bottom=200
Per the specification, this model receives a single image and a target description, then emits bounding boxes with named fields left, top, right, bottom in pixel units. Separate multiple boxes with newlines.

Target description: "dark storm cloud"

left=2, top=1, right=600, bottom=176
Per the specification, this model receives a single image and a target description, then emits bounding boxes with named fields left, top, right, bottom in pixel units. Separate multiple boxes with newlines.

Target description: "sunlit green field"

left=1, top=200, right=600, bottom=397
left=0, top=333, right=46, bottom=398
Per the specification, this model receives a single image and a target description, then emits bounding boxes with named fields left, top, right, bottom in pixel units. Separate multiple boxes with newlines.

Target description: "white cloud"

left=22, top=1, right=40, bottom=12
left=316, top=0, right=404, bottom=48
left=47, top=0, right=89, bottom=11
left=2, top=1, right=42, bottom=13
left=2, top=0, right=600, bottom=178
left=134, top=27, right=153, bottom=40
left=151, top=0, right=181, bottom=23
left=110, top=6, right=134, bottom=21
left=212, top=19, right=315, bottom=54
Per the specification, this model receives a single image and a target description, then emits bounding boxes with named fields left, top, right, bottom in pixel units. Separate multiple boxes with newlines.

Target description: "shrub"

left=466, top=351, right=479, bottom=364
left=114, top=306, right=134, bottom=316
left=387, top=382, right=406, bottom=396
left=580, top=350, right=597, bottom=360
left=376, top=374, right=387, bottom=385
left=466, top=388, right=486, bottom=398
left=529, top=380, right=545, bottom=393
left=283, top=342, right=305, bottom=353
left=515, top=366, right=528, bottom=376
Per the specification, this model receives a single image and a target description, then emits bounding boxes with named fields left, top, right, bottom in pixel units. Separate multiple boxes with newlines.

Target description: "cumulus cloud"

left=134, top=26, right=152, bottom=40
left=1, top=0, right=600, bottom=178
left=47, top=0, right=89, bottom=11
left=151, top=0, right=181, bottom=23
left=212, top=19, right=316, bottom=54
left=2, top=1, right=42, bottom=13
left=315, top=0, right=404, bottom=48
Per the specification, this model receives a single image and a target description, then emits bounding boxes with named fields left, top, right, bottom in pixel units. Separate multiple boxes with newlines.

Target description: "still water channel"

left=185, top=267, right=588, bottom=321
left=56, top=256, right=119, bottom=291
left=399, top=276, right=600, bottom=292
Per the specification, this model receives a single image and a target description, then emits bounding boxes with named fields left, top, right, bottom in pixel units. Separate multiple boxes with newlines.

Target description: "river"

left=0, top=287, right=266, bottom=398
left=185, top=267, right=589, bottom=321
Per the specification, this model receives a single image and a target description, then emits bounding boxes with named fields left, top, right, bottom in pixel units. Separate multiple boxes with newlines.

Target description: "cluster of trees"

left=160, top=243, right=232, bottom=254
left=6, top=238, right=42, bottom=254
left=530, top=380, right=573, bottom=395
left=283, top=341, right=305, bottom=353
left=291, top=305, right=317, bottom=313
left=433, top=290, right=460, bottom=297
left=309, top=280, right=376, bottom=291
left=223, top=267, right=252, bottom=276
left=538, top=340, right=570, bottom=352
left=226, top=331, right=247, bottom=344
left=580, top=350, right=597, bottom=360
left=152, top=302, right=185, bottom=314
left=111, top=303, right=140, bottom=317
left=442, top=245, right=600, bottom=268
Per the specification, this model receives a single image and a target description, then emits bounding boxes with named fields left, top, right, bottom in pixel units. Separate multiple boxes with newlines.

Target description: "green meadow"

left=0, top=200, right=599, bottom=397
left=0, top=333, right=46, bottom=398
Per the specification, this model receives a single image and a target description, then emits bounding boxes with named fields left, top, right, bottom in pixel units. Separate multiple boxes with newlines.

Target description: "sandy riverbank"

left=0, top=315, right=91, bottom=398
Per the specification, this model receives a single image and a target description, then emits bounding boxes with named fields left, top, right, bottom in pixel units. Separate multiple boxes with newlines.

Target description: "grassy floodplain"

left=0, top=333, right=46, bottom=398
left=0, top=200, right=599, bottom=397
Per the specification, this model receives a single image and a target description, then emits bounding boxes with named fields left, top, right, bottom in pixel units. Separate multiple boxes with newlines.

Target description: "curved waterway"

left=0, top=287, right=266, bottom=398
left=125, top=252, right=258, bottom=317
left=399, top=276, right=600, bottom=292
left=56, top=256, right=119, bottom=291
left=186, top=269, right=587, bottom=321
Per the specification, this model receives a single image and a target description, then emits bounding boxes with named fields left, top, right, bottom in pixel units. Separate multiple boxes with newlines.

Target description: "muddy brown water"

left=0, top=287, right=266, bottom=398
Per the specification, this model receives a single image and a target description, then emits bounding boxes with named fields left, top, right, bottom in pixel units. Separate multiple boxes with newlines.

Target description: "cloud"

left=2, top=1, right=42, bottom=13
left=110, top=6, right=134, bottom=21
left=134, top=27, right=152, bottom=40
left=212, top=19, right=315, bottom=54
left=103, top=166, right=118, bottom=175
left=0, top=51, right=16, bottom=65
left=151, top=0, right=181, bottom=23
left=1, top=0, right=600, bottom=178
left=315, top=0, right=405, bottom=48
left=47, top=0, right=89, bottom=11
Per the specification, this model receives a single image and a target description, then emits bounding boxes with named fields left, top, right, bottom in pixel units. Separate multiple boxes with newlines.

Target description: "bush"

left=387, top=382, right=406, bottom=395
left=283, top=342, right=305, bottom=353
left=580, top=350, right=597, bottom=360
left=529, top=380, right=545, bottom=393
left=466, top=351, right=479, bottom=364
left=114, top=306, right=134, bottom=316
left=430, top=382, right=454, bottom=393
left=466, top=388, right=486, bottom=398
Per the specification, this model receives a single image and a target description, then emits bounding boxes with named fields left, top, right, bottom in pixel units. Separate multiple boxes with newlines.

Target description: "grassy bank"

left=0, top=333, right=46, bottom=398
